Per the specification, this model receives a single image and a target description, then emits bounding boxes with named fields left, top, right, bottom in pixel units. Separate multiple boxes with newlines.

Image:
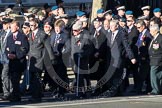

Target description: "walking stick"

left=26, top=57, right=30, bottom=90
left=76, top=43, right=81, bottom=97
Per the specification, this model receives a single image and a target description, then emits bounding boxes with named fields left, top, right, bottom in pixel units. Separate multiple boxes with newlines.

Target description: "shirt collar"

left=154, top=33, right=159, bottom=40
left=112, top=30, right=119, bottom=37
left=128, top=25, right=133, bottom=30
left=141, top=29, right=147, bottom=35
left=75, top=34, right=81, bottom=39
left=96, top=26, right=102, bottom=32
left=13, top=31, right=18, bottom=36
left=32, top=28, right=38, bottom=35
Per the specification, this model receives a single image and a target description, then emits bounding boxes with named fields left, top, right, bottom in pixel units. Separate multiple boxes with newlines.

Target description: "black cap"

left=23, top=22, right=30, bottom=27
left=27, top=14, right=35, bottom=19
left=2, top=18, right=13, bottom=24
left=93, top=18, right=102, bottom=22
left=44, top=19, right=53, bottom=27
left=104, top=10, right=112, bottom=15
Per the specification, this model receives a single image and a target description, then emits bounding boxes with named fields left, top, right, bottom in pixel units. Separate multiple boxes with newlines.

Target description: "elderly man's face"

left=150, top=28, right=158, bottom=37
left=110, top=22, right=118, bottom=32
left=72, top=29, right=81, bottom=36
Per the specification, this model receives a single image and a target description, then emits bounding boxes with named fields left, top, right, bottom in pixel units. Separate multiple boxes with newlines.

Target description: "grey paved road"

left=0, top=95, right=162, bottom=108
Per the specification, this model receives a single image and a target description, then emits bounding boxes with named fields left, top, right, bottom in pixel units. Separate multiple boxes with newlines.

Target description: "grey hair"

left=110, top=20, right=119, bottom=26
left=149, top=24, right=160, bottom=32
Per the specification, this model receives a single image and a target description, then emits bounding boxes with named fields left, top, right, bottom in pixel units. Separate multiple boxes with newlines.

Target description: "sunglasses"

left=22, top=26, right=28, bottom=29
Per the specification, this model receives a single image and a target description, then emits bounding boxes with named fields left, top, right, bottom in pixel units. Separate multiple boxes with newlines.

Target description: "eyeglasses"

left=137, top=26, right=141, bottom=29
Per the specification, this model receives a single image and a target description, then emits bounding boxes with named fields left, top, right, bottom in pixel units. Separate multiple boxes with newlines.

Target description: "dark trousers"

left=53, top=61, right=68, bottom=95
left=9, top=62, right=22, bottom=99
left=30, top=70, right=42, bottom=99
left=150, top=66, right=162, bottom=94
left=137, top=63, right=152, bottom=93
left=125, top=61, right=139, bottom=90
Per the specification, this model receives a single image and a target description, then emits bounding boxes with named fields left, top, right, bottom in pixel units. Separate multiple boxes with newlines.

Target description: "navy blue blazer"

left=137, top=29, right=152, bottom=63
left=50, top=31, right=70, bottom=57
left=5, top=31, right=29, bottom=60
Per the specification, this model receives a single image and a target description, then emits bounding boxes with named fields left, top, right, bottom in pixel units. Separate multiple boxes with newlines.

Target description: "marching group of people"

left=0, top=3, right=162, bottom=103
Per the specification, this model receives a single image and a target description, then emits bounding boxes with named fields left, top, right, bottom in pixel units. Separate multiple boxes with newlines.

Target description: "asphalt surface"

left=0, top=92, right=162, bottom=108
left=0, top=77, right=161, bottom=108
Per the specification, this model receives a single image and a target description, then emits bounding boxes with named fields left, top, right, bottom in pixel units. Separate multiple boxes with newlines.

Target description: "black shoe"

left=28, top=98, right=42, bottom=103
left=1, top=96, right=10, bottom=101
left=9, top=97, right=21, bottom=102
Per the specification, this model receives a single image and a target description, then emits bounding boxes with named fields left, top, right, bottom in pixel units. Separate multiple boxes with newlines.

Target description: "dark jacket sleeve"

left=121, top=31, right=135, bottom=60
left=43, top=34, right=55, bottom=60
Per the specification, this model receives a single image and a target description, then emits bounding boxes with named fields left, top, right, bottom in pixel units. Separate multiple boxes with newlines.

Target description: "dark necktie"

left=111, top=33, right=115, bottom=44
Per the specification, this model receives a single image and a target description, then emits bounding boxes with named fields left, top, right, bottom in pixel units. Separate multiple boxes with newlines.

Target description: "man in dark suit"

left=91, top=18, right=107, bottom=80
left=149, top=24, right=162, bottom=95
left=28, top=19, right=55, bottom=102
left=104, top=20, right=136, bottom=96
left=90, top=18, right=108, bottom=95
left=136, top=20, right=152, bottom=94
left=125, top=16, right=139, bottom=92
left=5, top=21, right=29, bottom=102
left=50, top=19, right=70, bottom=98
